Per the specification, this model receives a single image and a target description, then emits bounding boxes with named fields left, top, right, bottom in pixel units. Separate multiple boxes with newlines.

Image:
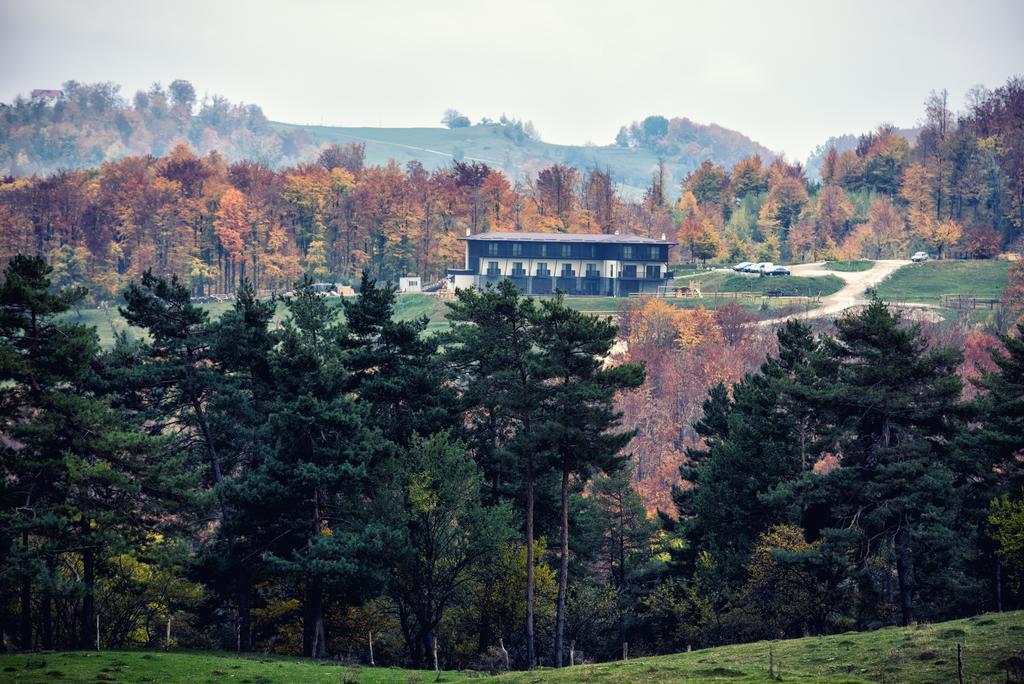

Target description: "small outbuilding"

left=398, top=277, right=422, bottom=293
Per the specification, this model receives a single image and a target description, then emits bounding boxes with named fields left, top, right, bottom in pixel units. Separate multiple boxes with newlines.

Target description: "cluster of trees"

left=0, top=80, right=319, bottom=176
left=677, top=78, right=1023, bottom=264
left=2, top=78, right=1021, bottom=309
left=0, top=256, right=652, bottom=668
left=0, top=141, right=688, bottom=303
left=658, top=300, right=1024, bottom=644
left=1, top=254, right=1023, bottom=666
left=614, top=115, right=775, bottom=172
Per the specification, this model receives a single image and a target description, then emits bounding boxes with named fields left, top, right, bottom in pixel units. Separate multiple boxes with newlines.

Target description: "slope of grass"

left=823, top=260, right=873, bottom=272
left=497, top=611, right=1024, bottom=683
left=3, top=611, right=1021, bottom=683
left=875, top=259, right=1010, bottom=302
left=688, top=272, right=844, bottom=297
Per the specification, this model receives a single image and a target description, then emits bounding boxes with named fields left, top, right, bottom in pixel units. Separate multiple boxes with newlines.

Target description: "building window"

left=539, top=244, right=548, bottom=257
left=649, top=246, right=659, bottom=260
left=561, top=263, right=575, bottom=278
left=512, top=262, right=526, bottom=277
left=536, top=262, right=550, bottom=277
left=487, top=242, right=499, bottom=256
left=590, top=245, right=597, bottom=257
left=623, top=245, right=634, bottom=259
left=622, top=264, right=637, bottom=278
left=512, top=243, right=523, bottom=257
left=561, top=244, right=572, bottom=258
left=486, top=261, right=500, bottom=276
left=645, top=265, right=661, bottom=279
left=585, top=263, right=600, bottom=278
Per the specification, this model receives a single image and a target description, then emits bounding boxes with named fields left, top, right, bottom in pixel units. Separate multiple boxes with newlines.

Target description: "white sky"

left=2, top=0, right=1022, bottom=161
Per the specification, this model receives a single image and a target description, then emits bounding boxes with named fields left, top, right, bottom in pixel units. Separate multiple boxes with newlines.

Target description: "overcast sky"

left=2, top=0, right=1022, bottom=161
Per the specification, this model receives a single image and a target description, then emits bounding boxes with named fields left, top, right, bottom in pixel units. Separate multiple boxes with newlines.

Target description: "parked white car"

left=753, top=262, right=774, bottom=273
left=911, top=251, right=929, bottom=263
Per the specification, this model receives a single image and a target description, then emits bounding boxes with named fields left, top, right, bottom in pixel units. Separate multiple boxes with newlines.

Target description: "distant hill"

left=1, top=80, right=776, bottom=197
left=804, top=126, right=920, bottom=181
left=272, top=118, right=775, bottom=198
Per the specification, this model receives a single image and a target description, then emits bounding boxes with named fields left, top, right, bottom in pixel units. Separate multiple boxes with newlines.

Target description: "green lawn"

left=823, top=260, right=874, bottom=272
left=875, top=259, right=1010, bottom=303
left=3, top=610, right=1021, bottom=683
left=686, top=272, right=845, bottom=297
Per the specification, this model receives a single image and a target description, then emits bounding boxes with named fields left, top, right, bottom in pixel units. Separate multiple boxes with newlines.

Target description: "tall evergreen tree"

left=672, top=320, right=821, bottom=592
left=229, top=280, right=381, bottom=658
left=962, top=321, right=1024, bottom=610
left=812, top=300, right=964, bottom=625
left=532, top=294, right=644, bottom=667
left=208, top=281, right=277, bottom=651
left=341, top=272, right=457, bottom=447
left=443, top=280, right=548, bottom=667
left=0, top=256, right=193, bottom=650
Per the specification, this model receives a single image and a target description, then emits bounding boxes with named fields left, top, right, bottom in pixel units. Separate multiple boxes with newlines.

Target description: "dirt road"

left=757, top=259, right=910, bottom=326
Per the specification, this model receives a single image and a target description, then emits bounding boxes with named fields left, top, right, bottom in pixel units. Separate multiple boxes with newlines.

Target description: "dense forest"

left=0, top=255, right=1022, bottom=668
left=1, top=77, right=1021, bottom=306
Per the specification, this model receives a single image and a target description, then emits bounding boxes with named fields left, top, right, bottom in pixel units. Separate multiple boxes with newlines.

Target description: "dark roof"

left=461, top=231, right=676, bottom=245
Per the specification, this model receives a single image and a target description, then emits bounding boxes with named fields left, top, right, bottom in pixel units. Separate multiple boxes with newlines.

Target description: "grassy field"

left=875, top=259, right=1010, bottom=303
left=2, top=610, right=1021, bottom=683
left=823, top=260, right=874, bottom=272
left=684, top=271, right=845, bottom=297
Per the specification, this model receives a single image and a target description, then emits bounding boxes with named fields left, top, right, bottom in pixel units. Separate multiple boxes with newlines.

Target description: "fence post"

left=956, top=642, right=964, bottom=684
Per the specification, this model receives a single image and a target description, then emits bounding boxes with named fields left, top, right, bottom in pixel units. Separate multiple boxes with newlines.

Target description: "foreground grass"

left=823, top=260, right=873, bottom=272
left=0, top=650, right=445, bottom=683
left=4, top=611, right=1020, bottom=683
left=499, top=610, right=1024, bottom=682
left=875, top=258, right=1010, bottom=302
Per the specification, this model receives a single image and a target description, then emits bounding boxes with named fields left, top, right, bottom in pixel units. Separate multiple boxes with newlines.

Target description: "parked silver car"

left=911, top=251, right=929, bottom=263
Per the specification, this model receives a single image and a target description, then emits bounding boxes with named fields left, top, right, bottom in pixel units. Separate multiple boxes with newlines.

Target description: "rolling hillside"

left=274, top=118, right=776, bottom=196
left=1, top=80, right=775, bottom=194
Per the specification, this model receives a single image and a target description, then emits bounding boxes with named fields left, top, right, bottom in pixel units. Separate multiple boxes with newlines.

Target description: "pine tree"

left=813, top=300, right=964, bottom=625
left=0, top=256, right=193, bottom=650
left=341, top=271, right=456, bottom=447
left=442, top=279, right=548, bottom=667
left=532, top=294, right=644, bottom=667
left=208, top=280, right=277, bottom=651
left=230, top=279, right=380, bottom=658
left=962, top=321, right=1024, bottom=609
left=672, top=320, right=820, bottom=592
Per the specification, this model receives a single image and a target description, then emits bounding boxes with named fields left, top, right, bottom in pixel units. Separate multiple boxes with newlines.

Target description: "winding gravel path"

left=756, top=259, right=911, bottom=326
